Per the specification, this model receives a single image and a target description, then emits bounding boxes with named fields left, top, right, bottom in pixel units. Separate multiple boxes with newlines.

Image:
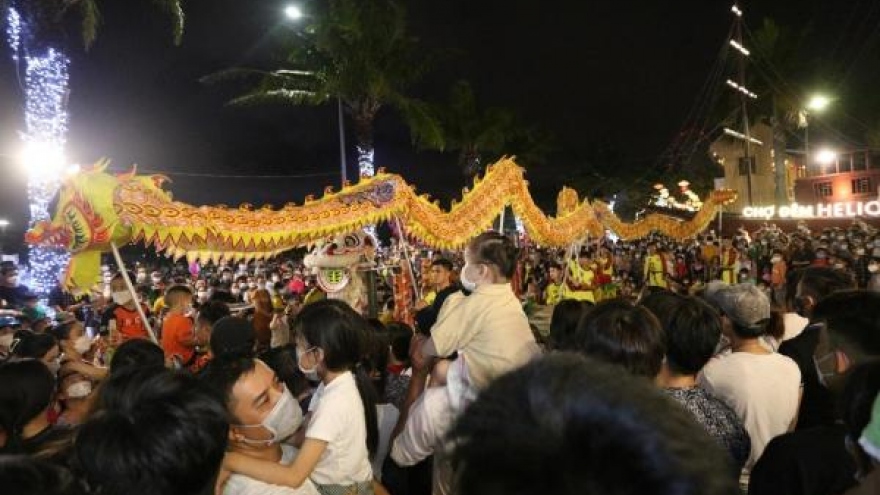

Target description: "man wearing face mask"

left=0, top=261, right=31, bottom=309
left=200, top=357, right=319, bottom=495
left=57, top=371, right=95, bottom=427
left=750, top=290, right=880, bottom=495
left=100, top=271, right=152, bottom=343
left=779, top=267, right=856, bottom=431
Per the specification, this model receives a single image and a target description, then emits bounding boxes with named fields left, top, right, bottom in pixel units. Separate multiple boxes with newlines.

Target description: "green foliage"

left=204, top=0, right=442, bottom=153
left=430, top=80, right=555, bottom=175
left=10, top=0, right=184, bottom=49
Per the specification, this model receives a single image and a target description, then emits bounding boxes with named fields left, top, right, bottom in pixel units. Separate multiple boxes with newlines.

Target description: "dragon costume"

left=25, top=157, right=736, bottom=291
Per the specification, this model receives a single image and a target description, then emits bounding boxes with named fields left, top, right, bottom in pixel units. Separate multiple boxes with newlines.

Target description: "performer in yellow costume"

left=564, top=251, right=596, bottom=302
left=644, top=242, right=668, bottom=288
left=544, top=262, right=565, bottom=306
left=720, top=237, right=738, bottom=284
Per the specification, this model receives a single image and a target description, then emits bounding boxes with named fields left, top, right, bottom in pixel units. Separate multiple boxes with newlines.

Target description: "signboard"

left=742, top=201, right=880, bottom=220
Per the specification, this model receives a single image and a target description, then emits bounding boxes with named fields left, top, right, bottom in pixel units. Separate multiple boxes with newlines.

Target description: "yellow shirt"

left=544, top=282, right=564, bottom=306
left=644, top=254, right=667, bottom=287
left=564, top=260, right=596, bottom=302
left=431, top=284, right=541, bottom=390
left=152, top=296, right=165, bottom=315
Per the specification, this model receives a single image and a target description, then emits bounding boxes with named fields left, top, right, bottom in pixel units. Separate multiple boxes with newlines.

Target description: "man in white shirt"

left=200, top=357, right=320, bottom=495
left=700, top=283, right=801, bottom=475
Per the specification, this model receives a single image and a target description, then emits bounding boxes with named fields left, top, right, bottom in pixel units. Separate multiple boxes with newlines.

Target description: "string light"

left=6, top=6, right=72, bottom=298
left=731, top=4, right=742, bottom=17
left=729, top=39, right=750, bottom=56
left=6, top=7, right=21, bottom=61
left=726, top=79, right=757, bottom=99
left=357, top=145, right=375, bottom=177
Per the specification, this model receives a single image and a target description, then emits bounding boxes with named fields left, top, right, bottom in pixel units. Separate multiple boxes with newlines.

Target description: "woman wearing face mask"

left=51, top=321, right=108, bottom=382
left=56, top=371, right=95, bottom=427
left=0, top=360, right=72, bottom=460
left=223, top=299, right=380, bottom=494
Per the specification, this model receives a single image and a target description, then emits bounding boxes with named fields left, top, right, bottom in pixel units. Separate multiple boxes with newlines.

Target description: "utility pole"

left=732, top=3, right=754, bottom=206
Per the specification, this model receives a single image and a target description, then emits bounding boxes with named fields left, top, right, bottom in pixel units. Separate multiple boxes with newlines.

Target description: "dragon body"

left=26, top=158, right=736, bottom=291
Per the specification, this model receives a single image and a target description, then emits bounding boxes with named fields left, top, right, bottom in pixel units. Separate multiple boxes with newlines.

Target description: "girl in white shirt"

left=224, top=300, right=379, bottom=495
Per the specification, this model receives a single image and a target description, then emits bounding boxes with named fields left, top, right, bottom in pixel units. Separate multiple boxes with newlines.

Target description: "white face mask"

left=771, top=256, right=782, bottom=263
left=857, top=248, right=866, bottom=255
left=66, top=381, right=92, bottom=399
left=297, top=346, right=320, bottom=381
left=234, top=386, right=303, bottom=446
left=112, top=291, right=132, bottom=305
left=197, top=290, right=209, bottom=302
left=73, top=335, right=92, bottom=355
left=271, top=276, right=280, bottom=283
left=0, top=333, right=12, bottom=348
left=231, top=288, right=240, bottom=297
left=136, top=272, right=147, bottom=283
left=459, top=263, right=481, bottom=292
left=47, top=358, right=61, bottom=375
left=151, top=276, right=162, bottom=285
left=870, top=264, right=879, bottom=273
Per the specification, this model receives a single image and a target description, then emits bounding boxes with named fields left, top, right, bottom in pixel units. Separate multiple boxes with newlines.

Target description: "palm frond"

left=393, top=96, right=445, bottom=150
left=79, top=0, right=101, bottom=49
left=227, top=89, right=323, bottom=108
left=152, top=0, right=185, bottom=45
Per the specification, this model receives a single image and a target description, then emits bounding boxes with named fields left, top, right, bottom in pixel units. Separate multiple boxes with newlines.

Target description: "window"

left=852, top=177, right=872, bottom=195
left=814, top=181, right=833, bottom=198
left=738, top=157, right=756, bottom=175
left=854, top=153, right=867, bottom=171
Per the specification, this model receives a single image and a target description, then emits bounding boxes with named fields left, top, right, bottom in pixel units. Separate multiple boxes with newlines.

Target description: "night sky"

left=0, top=0, right=869, bottom=249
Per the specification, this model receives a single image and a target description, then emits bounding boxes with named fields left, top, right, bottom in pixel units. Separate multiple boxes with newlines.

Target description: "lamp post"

left=803, top=94, right=831, bottom=174
left=284, top=4, right=347, bottom=187
left=0, top=219, right=9, bottom=253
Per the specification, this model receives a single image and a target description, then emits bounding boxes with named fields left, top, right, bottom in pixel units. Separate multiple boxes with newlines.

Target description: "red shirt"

left=161, top=312, right=195, bottom=364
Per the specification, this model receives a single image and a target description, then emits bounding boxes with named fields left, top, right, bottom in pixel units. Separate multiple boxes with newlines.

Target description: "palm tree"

left=202, top=0, right=443, bottom=179
left=2, top=0, right=183, bottom=296
left=431, top=80, right=555, bottom=177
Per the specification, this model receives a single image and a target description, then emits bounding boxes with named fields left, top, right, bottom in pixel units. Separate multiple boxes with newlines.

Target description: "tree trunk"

left=461, top=146, right=481, bottom=177
left=352, top=108, right=376, bottom=178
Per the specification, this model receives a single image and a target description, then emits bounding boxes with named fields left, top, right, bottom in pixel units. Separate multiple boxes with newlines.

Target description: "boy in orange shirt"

left=161, top=285, right=198, bottom=367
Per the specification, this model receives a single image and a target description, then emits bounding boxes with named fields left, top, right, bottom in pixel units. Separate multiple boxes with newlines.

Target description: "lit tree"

left=203, top=0, right=443, bottom=179
left=3, top=0, right=183, bottom=296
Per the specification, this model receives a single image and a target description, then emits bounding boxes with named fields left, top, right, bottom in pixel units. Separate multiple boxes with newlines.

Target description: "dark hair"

left=0, top=455, right=84, bottom=495
left=548, top=299, right=591, bottom=351
left=76, top=368, right=228, bottom=495
left=109, top=339, right=165, bottom=377
left=639, top=291, right=682, bottom=328
left=814, top=290, right=880, bottom=360
left=292, top=299, right=379, bottom=456
left=468, top=232, right=519, bottom=279
left=198, top=356, right=258, bottom=423
left=449, top=353, right=738, bottom=495
left=431, top=258, right=454, bottom=272
left=258, top=346, right=310, bottom=401
left=798, top=266, right=856, bottom=301
left=197, top=301, right=231, bottom=325
left=387, top=322, right=413, bottom=364
left=365, top=319, right=390, bottom=398
left=0, top=360, right=55, bottom=452
left=572, top=299, right=666, bottom=377
left=11, top=330, right=57, bottom=360
left=165, top=284, right=194, bottom=307
left=111, top=271, right=137, bottom=283
left=50, top=320, right=81, bottom=343
left=840, top=361, right=880, bottom=441
left=651, top=296, right=721, bottom=375
left=209, top=290, right=238, bottom=304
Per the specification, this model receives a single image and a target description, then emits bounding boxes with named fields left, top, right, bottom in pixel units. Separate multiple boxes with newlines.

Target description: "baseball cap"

left=707, top=283, right=771, bottom=329
left=209, top=316, right=255, bottom=358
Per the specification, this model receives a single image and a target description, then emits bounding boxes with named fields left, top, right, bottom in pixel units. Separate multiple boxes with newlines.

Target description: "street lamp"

left=815, top=148, right=838, bottom=168
left=284, top=5, right=304, bottom=21
left=283, top=4, right=347, bottom=187
left=802, top=93, right=832, bottom=174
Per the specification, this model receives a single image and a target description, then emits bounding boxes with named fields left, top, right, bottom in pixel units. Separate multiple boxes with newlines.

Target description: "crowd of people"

left=2, top=221, right=880, bottom=495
